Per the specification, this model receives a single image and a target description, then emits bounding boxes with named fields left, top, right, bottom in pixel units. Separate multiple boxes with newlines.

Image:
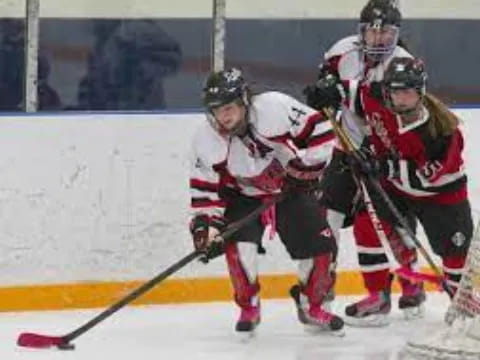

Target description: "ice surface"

left=0, top=293, right=454, bottom=360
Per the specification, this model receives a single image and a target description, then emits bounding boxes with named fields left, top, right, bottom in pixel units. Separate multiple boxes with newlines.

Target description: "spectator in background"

left=0, top=19, right=61, bottom=111
left=76, top=20, right=182, bottom=110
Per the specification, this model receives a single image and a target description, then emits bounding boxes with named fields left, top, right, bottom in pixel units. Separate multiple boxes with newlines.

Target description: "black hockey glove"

left=304, top=65, right=344, bottom=112
left=284, top=158, right=322, bottom=193
left=349, top=147, right=388, bottom=178
left=190, top=214, right=209, bottom=251
left=190, top=214, right=227, bottom=263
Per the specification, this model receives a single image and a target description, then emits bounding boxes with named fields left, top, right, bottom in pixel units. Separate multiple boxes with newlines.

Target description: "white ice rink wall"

left=0, top=109, right=476, bottom=286
left=0, top=109, right=475, bottom=311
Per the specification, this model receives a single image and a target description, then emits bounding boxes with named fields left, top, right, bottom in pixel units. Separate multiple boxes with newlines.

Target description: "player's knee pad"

left=317, top=228, right=338, bottom=258
left=326, top=208, right=346, bottom=243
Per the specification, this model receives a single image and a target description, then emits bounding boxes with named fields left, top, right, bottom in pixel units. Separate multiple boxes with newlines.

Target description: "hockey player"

left=189, top=68, right=343, bottom=335
left=320, top=56, right=474, bottom=325
left=300, top=0, right=425, bottom=324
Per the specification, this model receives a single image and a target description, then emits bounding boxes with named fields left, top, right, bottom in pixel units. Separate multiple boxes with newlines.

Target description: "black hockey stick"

left=324, top=107, right=455, bottom=298
left=17, top=193, right=283, bottom=350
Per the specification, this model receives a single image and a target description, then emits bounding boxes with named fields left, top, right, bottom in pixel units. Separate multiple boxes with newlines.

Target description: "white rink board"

left=0, top=109, right=477, bottom=286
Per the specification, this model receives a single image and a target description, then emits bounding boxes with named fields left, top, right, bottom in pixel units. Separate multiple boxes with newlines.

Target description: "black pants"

left=222, top=188, right=336, bottom=260
left=363, top=182, right=473, bottom=258
left=319, top=149, right=360, bottom=227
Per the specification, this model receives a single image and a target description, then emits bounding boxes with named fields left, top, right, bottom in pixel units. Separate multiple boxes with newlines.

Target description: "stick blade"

left=17, top=332, right=66, bottom=349
left=394, top=267, right=442, bottom=287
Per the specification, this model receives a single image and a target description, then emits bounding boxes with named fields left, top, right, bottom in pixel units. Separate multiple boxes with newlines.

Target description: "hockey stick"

left=324, top=108, right=454, bottom=297
left=341, top=131, right=442, bottom=287
left=17, top=193, right=283, bottom=350
left=323, top=109, right=409, bottom=271
left=348, top=152, right=438, bottom=285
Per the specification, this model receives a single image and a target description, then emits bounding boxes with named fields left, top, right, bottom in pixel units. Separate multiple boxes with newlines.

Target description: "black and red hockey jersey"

left=353, top=83, right=467, bottom=204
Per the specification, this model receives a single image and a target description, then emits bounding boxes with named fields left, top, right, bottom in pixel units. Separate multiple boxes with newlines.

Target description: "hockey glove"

left=304, top=65, right=344, bottom=112
left=349, top=147, right=388, bottom=178
left=284, top=158, right=322, bottom=193
left=190, top=214, right=228, bottom=262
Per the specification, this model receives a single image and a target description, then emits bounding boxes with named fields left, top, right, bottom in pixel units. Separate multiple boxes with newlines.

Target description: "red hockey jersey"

left=355, top=83, right=467, bottom=205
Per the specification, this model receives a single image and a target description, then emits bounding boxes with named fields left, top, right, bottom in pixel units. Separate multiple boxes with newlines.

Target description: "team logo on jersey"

left=451, top=232, right=466, bottom=247
left=236, top=159, right=284, bottom=192
left=241, top=130, right=274, bottom=158
left=366, top=112, right=393, bottom=150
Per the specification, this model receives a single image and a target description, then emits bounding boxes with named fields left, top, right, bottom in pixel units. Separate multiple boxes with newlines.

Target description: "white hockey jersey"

left=323, top=35, right=412, bottom=148
left=190, top=91, right=335, bottom=220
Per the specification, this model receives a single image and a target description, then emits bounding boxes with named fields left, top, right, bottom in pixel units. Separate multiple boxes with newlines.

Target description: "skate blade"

left=303, top=324, right=346, bottom=337
left=235, top=329, right=257, bottom=342
left=344, top=314, right=390, bottom=328
left=402, top=304, right=425, bottom=320
left=296, top=302, right=336, bottom=323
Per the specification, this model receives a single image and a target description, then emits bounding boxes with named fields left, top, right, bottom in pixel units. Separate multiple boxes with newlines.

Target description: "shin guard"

left=224, top=242, right=260, bottom=332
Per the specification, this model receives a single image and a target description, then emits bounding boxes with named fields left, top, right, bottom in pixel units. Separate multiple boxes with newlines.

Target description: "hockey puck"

left=57, top=343, right=75, bottom=350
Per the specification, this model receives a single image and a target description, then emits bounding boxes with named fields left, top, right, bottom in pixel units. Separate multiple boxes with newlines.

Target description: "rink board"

left=0, top=268, right=440, bottom=312
left=0, top=109, right=475, bottom=311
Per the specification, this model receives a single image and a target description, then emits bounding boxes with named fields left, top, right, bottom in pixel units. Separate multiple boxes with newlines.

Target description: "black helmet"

left=360, top=0, right=401, bottom=27
left=383, top=57, right=427, bottom=114
left=384, top=57, right=427, bottom=93
left=202, top=68, right=250, bottom=110
left=359, top=0, right=402, bottom=61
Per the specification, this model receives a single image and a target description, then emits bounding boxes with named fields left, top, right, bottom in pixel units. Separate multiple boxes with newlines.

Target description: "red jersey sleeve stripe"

left=268, top=132, right=291, bottom=144
left=191, top=198, right=226, bottom=208
left=190, top=178, right=219, bottom=192
left=307, top=130, right=335, bottom=148
left=294, top=112, right=324, bottom=143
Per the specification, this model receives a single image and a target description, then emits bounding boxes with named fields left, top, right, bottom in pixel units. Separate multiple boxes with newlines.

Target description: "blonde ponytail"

left=423, top=93, right=459, bottom=138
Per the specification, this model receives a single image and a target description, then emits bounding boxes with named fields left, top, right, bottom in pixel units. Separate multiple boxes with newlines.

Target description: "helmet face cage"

left=359, top=0, right=401, bottom=61
left=359, top=23, right=399, bottom=60
left=383, top=57, right=427, bottom=113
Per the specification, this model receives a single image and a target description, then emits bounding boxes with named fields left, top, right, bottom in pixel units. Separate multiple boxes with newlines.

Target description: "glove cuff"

left=210, top=216, right=228, bottom=232
left=286, top=158, right=324, bottom=181
left=190, top=214, right=209, bottom=235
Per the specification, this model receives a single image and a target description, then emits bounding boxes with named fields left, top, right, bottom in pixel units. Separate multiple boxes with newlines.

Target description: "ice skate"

left=398, top=280, right=426, bottom=320
left=345, top=290, right=391, bottom=327
left=290, top=283, right=335, bottom=325
left=303, top=304, right=345, bottom=336
left=296, top=253, right=344, bottom=335
left=235, top=303, right=260, bottom=339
